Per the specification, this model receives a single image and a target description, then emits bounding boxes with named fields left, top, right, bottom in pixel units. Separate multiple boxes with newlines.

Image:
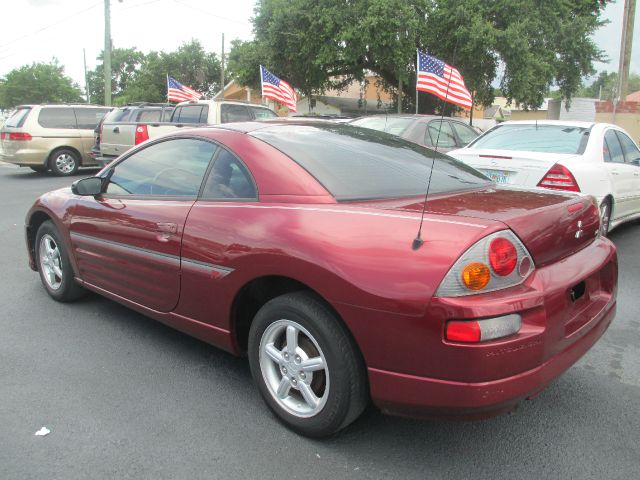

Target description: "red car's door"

left=69, top=137, right=217, bottom=312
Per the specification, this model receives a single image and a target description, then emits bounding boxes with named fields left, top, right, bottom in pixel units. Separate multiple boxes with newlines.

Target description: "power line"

left=0, top=1, right=102, bottom=54
left=171, top=0, right=251, bottom=27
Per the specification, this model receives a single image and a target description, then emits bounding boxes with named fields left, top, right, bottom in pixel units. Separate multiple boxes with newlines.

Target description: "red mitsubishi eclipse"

left=25, top=122, right=617, bottom=437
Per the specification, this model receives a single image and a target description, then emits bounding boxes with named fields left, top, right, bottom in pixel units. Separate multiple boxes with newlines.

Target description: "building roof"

left=627, top=90, right=640, bottom=102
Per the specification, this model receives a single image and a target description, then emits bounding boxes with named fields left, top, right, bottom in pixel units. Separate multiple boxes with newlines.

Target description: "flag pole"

left=259, top=65, right=265, bottom=105
left=415, top=50, right=419, bottom=114
left=166, top=74, right=169, bottom=103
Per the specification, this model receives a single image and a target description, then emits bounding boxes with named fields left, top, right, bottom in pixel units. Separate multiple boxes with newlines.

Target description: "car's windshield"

left=470, top=124, right=590, bottom=154
left=350, top=117, right=414, bottom=136
left=251, top=124, right=490, bottom=201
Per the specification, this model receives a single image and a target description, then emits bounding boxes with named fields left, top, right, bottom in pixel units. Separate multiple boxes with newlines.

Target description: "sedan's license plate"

left=480, top=169, right=510, bottom=184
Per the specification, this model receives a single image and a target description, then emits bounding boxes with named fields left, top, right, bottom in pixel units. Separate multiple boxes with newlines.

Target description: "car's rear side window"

left=38, top=108, right=77, bottom=129
left=5, top=108, right=32, bottom=128
left=221, top=104, right=252, bottom=123
left=104, top=109, right=130, bottom=123
left=350, top=117, right=414, bottom=136
left=75, top=108, right=109, bottom=129
left=470, top=124, right=590, bottom=154
left=137, top=109, right=163, bottom=122
left=174, top=105, right=208, bottom=124
left=250, top=107, right=278, bottom=119
left=251, top=125, right=490, bottom=201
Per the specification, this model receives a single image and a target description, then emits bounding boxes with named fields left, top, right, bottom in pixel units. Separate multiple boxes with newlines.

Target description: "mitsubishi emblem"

left=575, top=220, right=584, bottom=239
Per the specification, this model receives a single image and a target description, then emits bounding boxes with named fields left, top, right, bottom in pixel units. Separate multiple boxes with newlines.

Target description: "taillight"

left=488, top=237, right=517, bottom=276
left=435, top=230, right=534, bottom=297
left=135, top=125, right=149, bottom=145
left=0, top=132, right=4, bottom=140
left=7, top=132, right=32, bottom=141
left=537, top=163, right=580, bottom=192
left=445, top=314, right=522, bottom=343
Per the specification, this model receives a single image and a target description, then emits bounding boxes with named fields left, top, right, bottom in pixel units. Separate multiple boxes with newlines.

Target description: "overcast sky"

left=0, top=0, right=638, bottom=91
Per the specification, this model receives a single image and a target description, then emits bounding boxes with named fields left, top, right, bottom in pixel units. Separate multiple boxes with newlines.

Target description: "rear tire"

left=248, top=292, right=368, bottom=437
left=35, top=220, right=85, bottom=302
left=49, top=148, right=79, bottom=176
left=599, top=199, right=611, bottom=236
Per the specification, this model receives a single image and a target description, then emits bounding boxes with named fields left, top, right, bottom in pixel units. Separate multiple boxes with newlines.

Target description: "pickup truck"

left=96, top=99, right=278, bottom=166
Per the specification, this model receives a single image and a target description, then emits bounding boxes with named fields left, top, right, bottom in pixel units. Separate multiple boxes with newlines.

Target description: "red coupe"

left=25, top=122, right=617, bottom=437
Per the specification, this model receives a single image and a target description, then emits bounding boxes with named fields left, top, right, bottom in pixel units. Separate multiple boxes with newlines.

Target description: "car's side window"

left=175, top=106, right=204, bottom=123
left=426, top=121, right=456, bottom=148
left=450, top=121, right=477, bottom=146
left=201, top=149, right=257, bottom=200
left=105, top=138, right=216, bottom=197
left=615, top=131, right=640, bottom=165
left=603, top=130, right=625, bottom=163
left=38, top=108, right=77, bottom=129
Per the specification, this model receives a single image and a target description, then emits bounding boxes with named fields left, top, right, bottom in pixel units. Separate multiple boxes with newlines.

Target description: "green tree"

left=578, top=71, right=640, bottom=100
left=0, top=60, right=82, bottom=109
left=86, top=47, right=146, bottom=105
left=229, top=0, right=610, bottom=112
left=126, top=40, right=224, bottom=103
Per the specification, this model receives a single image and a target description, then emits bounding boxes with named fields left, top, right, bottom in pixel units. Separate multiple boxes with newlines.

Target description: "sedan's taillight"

left=6, top=132, right=32, bottom=141
left=537, top=163, right=580, bottom=192
left=135, top=125, right=149, bottom=145
left=435, top=230, right=534, bottom=297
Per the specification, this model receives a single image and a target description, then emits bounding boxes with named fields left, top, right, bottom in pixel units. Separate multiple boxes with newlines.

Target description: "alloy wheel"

left=39, top=234, right=63, bottom=290
left=258, top=319, right=329, bottom=418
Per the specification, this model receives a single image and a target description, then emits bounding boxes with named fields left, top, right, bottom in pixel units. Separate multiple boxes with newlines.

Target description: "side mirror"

left=71, top=177, right=103, bottom=196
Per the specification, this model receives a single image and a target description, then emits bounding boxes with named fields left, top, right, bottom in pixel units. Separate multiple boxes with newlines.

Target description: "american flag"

left=260, top=66, right=297, bottom=112
left=416, top=51, right=473, bottom=110
left=167, top=76, right=202, bottom=102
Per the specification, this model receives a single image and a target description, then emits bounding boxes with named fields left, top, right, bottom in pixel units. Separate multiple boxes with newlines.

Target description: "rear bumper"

left=368, top=298, right=615, bottom=418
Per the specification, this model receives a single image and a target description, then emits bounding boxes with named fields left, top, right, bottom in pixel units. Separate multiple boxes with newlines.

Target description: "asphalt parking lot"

left=1, top=162, right=639, bottom=480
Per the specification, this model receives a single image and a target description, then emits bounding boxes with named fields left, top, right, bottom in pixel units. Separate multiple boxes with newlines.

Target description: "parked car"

left=448, top=120, right=640, bottom=235
left=26, top=122, right=617, bottom=437
left=350, top=114, right=479, bottom=152
left=96, top=99, right=278, bottom=166
left=0, top=104, right=111, bottom=175
left=89, top=103, right=172, bottom=161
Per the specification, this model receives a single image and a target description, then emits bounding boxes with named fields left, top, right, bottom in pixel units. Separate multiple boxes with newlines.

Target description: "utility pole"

left=398, top=77, right=403, bottom=113
left=618, top=0, right=636, bottom=101
left=220, top=33, right=225, bottom=98
left=83, top=48, right=90, bottom=104
left=613, top=0, right=636, bottom=122
left=104, top=0, right=112, bottom=106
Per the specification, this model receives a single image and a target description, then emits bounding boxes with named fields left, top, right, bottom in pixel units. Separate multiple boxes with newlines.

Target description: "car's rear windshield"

left=470, top=124, right=590, bottom=154
left=5, top=108, right=31, bottom=128
left=251, top=124, right=490, bottom=201
left=104, top=109, right=130, bottom=123
left=350, top=116, right=414, bottom=136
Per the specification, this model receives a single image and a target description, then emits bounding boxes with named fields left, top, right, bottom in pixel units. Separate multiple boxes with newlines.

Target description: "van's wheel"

left=599, top=199, right=611, bottom=236
left=248, top=292, right=368, bottom=437
left=35, top=220, right=85, bottom=302
left=49, top=149, right=79, bottom=176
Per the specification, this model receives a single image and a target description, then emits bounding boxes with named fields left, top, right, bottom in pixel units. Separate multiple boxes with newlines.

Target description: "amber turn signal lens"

left=461, top=262, right=491, bottom=290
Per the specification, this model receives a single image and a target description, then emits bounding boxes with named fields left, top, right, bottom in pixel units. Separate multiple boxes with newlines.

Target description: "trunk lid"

left=352, top=187, right=600, bottom=267
left=448, top=148, right=580, bottom=188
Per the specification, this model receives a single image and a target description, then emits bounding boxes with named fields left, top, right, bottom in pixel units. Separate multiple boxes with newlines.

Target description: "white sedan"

left=448, top=120, right=640, bottom=234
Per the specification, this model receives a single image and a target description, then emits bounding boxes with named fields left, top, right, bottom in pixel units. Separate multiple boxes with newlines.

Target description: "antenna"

left=413, top=38, right=462, bottom=251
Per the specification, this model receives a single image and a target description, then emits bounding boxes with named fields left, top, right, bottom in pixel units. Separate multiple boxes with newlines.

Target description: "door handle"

left=157, top=222, right=178, bottom=234
left=113, top=126, right=120, bottom=133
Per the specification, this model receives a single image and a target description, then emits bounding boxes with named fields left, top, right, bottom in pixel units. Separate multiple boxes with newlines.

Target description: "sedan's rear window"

left=350, top=117, right=414, bottom=136
left=470, top=124, right=590, bottom=154
left=5, top=108, right=31, bottom=128
left=251, top=124, right=490, bottom=201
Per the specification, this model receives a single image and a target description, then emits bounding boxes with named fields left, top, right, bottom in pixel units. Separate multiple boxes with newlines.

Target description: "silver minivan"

left=0, top=104, right=110, bottom=175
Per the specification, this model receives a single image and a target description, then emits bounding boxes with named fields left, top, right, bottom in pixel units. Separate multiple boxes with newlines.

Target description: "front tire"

left=248, top=292, right=367, bottom=437
left=35, top=221, right=85, bottom=302
left=49, top=148, right=79, bottom=176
